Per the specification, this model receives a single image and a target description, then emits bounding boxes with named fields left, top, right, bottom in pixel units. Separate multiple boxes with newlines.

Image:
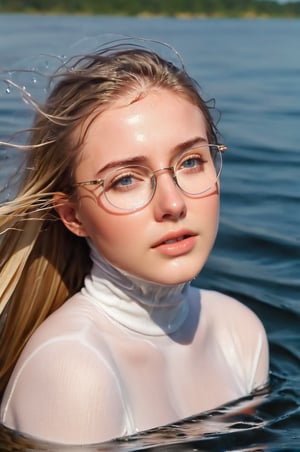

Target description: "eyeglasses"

left=75, top=144, right=227, bottom=212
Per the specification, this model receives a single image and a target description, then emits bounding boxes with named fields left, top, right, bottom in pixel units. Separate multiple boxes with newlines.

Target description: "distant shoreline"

left=0, top=11, right=300, bottom=19
left=0, top=2, right=300, bottom=19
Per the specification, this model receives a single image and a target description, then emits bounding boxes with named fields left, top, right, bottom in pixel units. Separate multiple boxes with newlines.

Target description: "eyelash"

left=109, top=171, right=145, bottom=190
left=178, top=153, right=208, bottom=169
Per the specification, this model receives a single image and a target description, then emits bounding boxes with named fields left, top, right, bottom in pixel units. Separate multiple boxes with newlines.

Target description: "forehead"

left=74, top=89, right=208, bottom=172
left=87, top=89, right=205, bottom=135
left=77, top=87, right=202, bottom=131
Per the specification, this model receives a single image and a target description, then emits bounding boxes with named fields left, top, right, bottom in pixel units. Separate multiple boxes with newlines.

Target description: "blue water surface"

left=0, top=14, right=299, bottom=451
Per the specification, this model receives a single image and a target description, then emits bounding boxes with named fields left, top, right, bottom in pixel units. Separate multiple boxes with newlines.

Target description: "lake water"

left=0, top=14, right=299, bottom=451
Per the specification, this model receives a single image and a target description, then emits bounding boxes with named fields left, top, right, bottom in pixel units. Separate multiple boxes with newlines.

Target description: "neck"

left=81, top=243, right=190, bottom=336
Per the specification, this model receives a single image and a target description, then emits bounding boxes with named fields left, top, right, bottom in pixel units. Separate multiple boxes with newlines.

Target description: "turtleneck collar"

left=81, top=241, right=190, bottom=336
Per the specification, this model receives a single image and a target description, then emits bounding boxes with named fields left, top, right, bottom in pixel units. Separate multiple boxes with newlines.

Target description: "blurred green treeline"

left=0, top=0, right=300, bottom=17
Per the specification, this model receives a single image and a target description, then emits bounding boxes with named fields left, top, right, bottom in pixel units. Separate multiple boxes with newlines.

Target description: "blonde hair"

left=0, top=45, right=219, bottom=396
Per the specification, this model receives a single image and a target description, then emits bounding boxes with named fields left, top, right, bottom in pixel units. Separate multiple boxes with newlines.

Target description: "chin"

left=150, top=264, right=204, bottom=286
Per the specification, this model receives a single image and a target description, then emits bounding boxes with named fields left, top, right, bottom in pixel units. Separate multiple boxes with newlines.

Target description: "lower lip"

left=153, top=236, right=197, bottom=257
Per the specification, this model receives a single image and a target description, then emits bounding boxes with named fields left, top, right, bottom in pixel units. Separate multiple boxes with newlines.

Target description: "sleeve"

left=1, top=338, right=127, bottom=444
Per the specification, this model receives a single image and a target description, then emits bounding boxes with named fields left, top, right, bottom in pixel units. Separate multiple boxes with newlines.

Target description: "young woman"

left=0, top=44, right=269, bottom=445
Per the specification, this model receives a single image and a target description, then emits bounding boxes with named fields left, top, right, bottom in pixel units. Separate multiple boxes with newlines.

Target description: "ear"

left=53, top=193, right=88, bottom=237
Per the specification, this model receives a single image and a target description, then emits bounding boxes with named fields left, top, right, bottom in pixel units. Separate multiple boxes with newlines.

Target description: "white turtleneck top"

left=0, top=246, right=269, bottom=445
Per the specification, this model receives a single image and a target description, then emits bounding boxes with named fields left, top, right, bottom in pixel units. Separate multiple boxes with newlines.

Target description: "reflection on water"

left=0, top=389, right=274, bottom=451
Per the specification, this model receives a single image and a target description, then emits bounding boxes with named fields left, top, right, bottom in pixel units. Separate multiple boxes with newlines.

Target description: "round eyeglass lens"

left=103, top=165, right=154, bottom=211
left=175, top=145, right=222, bottom=195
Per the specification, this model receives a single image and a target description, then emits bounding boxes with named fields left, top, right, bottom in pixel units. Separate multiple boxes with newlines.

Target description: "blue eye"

left=183, top=157, right=198, bottom=168
left=180, top=155, right=206, bottom=170
left=116, top=175, right=133, bottom=187
left=110, top=174, right=136, bottom=191
left=108, top=168, right=147, bottom=192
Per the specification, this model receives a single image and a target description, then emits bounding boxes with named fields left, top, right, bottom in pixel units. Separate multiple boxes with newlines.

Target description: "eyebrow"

left=96, top=136, right=208, bottom=176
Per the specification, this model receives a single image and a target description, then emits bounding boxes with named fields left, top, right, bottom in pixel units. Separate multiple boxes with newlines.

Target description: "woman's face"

left=70, top=89, right=219, bottom=285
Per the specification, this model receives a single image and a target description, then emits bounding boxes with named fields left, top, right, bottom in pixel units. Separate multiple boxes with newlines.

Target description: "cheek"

left=79, top=203, right=145, bottom=254
left=101, top=218, right=135, bottom=245
left=210, top=196, right=220, bottom=230
left=210, top=196, right=220, bottom=223
left=193, top=195, right=220, bottom=248
left=194, top=193, right=219, bottom=225
left=89, top=212, right=149, bottom=269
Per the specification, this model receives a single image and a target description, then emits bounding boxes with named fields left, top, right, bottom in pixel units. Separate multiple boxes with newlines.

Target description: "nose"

left=152, top=169, right=187, bottom=222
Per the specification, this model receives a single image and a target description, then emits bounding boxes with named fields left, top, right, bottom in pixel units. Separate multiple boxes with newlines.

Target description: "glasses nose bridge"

left=152, top=165, right=176, bottom=181
left=150, top=165, right=181, bottom=200
left=151, top=166, right=178, bottom=193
